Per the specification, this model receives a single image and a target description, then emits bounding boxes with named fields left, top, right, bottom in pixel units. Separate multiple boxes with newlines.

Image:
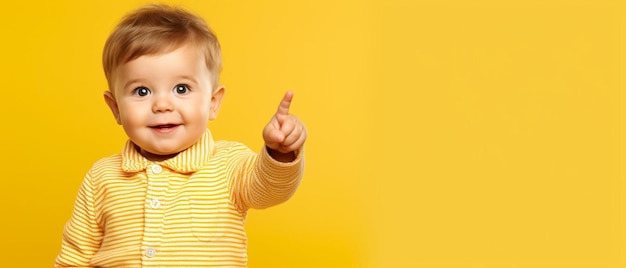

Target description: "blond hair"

left=103, top=4, right=222, bottom=91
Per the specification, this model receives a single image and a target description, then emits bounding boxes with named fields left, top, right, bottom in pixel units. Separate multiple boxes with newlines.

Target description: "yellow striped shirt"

left=55, top=130, right=304, bottom=267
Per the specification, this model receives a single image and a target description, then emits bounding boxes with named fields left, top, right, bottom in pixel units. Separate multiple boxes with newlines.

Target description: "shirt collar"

left=121, top=129, right=215, bottom=173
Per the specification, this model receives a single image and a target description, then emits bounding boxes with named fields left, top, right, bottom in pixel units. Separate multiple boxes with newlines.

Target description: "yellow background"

left=0, top=0, right=623, bottom=267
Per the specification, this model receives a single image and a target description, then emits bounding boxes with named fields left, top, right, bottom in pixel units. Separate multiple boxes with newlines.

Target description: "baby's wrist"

left=266, top=146, right=296, bottom=163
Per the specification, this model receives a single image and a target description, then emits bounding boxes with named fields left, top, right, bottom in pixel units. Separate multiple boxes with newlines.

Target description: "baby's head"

left=102, top=4, right=226, bottom=160
left=103, top=4, right=222, bottom=91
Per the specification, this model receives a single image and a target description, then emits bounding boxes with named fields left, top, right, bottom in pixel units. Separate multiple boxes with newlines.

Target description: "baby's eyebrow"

left=175, top=75, right=198, bottom=85
left=119, top=76, right=199, bottom=90
left=122, top=79, right=147, bottom=89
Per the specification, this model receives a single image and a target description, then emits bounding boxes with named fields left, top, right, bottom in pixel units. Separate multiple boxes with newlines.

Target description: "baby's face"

left=105, top=45, right=223, bottom=159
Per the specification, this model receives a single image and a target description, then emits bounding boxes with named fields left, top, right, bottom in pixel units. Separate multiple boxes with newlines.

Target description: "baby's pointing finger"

left=275, top=91, right=293, bottom=121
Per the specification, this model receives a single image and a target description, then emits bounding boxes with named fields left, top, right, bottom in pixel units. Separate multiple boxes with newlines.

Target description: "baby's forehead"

left=128, top=42, right=207, bottom=62
left=115, top=46, right=206, bottom=75
left=112, top=46, right=213, bottom=83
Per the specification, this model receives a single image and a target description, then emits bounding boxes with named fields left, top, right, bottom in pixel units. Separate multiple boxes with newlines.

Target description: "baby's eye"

left=133, top=87, right=151, bottom=97
left=174, top=84, right=190, bottom=94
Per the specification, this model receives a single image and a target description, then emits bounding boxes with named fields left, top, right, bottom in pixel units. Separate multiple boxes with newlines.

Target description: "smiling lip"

left=149, top=124, right=181, bottom=133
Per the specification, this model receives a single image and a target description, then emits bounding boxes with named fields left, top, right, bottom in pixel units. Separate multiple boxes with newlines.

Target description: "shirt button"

left=151, top=165, right=162, bottom=174
left=145, top=247, right=156, bottom=258
left=150, top=198, right=161, bottom=209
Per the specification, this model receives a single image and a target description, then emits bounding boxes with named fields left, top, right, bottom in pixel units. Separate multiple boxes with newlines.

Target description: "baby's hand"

left=263, top=91, right=307, bottom=161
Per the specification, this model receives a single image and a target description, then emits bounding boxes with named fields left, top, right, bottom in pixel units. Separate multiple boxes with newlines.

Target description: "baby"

left=55, top=4, right=306, bottom=267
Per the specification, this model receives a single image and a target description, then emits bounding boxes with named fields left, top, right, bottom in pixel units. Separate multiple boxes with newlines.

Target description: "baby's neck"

left=136, top=145, right=180, bottom=162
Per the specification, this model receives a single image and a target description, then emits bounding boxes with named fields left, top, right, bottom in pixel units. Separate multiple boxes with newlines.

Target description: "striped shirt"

left=55, top=130, right=304, bottom=267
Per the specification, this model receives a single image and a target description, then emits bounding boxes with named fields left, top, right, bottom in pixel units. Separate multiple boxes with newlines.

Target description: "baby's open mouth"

left=151, top=124, right=179, bottom=129
left=150, top=124, right=180, bottom=132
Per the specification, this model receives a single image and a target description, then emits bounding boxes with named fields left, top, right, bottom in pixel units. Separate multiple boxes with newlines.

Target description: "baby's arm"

left=229, top=92, right=307, bottom=210
left=55, top=173, right=103, bottom=267
left=229, top=145, right=304, bottom=210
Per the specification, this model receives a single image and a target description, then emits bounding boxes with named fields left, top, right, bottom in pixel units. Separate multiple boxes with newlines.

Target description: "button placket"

left=147, top=164, right=165, bottom=211
left=142, top=164, right=167, bottom=264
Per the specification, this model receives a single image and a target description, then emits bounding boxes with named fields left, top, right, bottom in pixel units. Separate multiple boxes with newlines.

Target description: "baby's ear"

left=103, top=91, right=122, bottom=125
left=209, top=86, right=225, bottom=120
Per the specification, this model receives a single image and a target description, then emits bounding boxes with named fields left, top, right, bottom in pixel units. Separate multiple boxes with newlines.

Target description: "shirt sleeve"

left=55, top=171, right=103, bottom=267
left=228, top=144, right=304, bottom=211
